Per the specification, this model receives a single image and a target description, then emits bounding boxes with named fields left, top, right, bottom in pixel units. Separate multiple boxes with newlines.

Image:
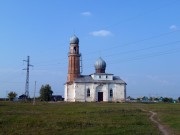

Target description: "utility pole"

left=5, top=90, right=8, bottom=101
left=33, top=81, right=36, bottom=105
left=23, top=56, right=33, bottom=100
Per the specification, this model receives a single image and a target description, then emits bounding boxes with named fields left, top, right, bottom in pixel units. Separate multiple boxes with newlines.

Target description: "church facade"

left=64, top=35, right=126, bottom=102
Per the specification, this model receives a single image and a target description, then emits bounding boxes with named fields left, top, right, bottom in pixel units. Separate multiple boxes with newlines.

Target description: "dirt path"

left=149, top=110, right=170, bottom=135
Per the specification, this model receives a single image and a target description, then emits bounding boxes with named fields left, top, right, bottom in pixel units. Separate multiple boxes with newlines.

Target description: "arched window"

left=110, top=89, right=113, bottom=97
left=87, top=88, right=90, bottom=97
left=74, top=47, right=76, bottom=53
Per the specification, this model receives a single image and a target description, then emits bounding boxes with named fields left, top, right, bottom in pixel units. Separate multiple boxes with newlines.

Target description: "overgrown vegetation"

left=0, top=102, right=179, bottom=135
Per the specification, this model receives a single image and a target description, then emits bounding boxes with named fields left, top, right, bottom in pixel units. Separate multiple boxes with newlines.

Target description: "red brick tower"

left=67, top=35, right=81, bottom=82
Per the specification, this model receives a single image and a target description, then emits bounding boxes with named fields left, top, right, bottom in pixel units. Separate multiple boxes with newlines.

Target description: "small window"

left=99, top=75, right=101, bottom=78
left=106, top=75, right=108, bottom=79
left=110, top=89, right=113, bottom=97
left=87, top=88, right=90, bottom=97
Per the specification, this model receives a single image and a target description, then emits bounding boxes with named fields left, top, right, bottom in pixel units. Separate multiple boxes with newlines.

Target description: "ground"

left=0, top=102, right=179, bottom=135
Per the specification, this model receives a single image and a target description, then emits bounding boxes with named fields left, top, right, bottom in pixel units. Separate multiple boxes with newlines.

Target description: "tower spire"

left=67, top=35, right=81, bottom=82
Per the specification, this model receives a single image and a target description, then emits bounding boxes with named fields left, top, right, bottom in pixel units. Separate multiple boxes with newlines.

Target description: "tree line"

left=7, top=84, right=54, bottom=101
left=6, top=86, right=180, bottom=103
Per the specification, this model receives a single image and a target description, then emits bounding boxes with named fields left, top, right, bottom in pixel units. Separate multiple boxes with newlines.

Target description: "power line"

left=103, top=40, right=180, bottom=58
left=30, top=30, right=180, bottom=69
left=83, top=46, right=180, bottom=69
left=34, top=46, right=180, bottom=71
left=59, top=40, right=180, bottom=68
left=84, top=30, right=180, bottom=55
left=16, top=2, right=180, bottom=71
left=120, top=48, right=180, bottom=63
left=33, top=81, right=36, bottom=105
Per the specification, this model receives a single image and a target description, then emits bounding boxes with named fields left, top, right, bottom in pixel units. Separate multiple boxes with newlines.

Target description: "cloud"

left=81, top=11, right=92, bottom=16
left=90, top=30, right=112, bottom=37
left=169, top=25, right=178, bottom=31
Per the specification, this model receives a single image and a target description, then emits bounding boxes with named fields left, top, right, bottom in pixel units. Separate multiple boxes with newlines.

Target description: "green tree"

left=178, top=97, right=180, bottom=102
left=149, top=97, right=153, bottom=101
left=8, top=91, right=17, bottom=101
left=39, top=84, right=53, bottom=101
left=163, top=97, right=173, bottom=103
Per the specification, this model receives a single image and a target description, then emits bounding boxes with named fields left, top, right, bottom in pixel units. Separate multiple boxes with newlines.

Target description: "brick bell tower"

left=67, top=35, right=81, bottom=82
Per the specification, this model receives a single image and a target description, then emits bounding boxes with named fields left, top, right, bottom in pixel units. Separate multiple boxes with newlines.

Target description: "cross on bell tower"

left=67, top=35, right=81, bottom=82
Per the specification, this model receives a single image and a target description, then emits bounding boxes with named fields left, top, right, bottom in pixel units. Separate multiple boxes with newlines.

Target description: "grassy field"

left=141, top=103, right=180, bottom=134
left=0, top=102, right=179, bottom=135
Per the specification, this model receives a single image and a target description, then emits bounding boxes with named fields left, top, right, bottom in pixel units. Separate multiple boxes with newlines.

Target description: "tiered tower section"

left=67, top=35, right=81, bottom=82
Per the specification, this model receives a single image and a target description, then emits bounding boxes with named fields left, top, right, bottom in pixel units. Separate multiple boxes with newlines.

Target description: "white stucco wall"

left=65, top=82, right=126, bottom=102
left=64, top=84, right=75, bottom=102
left=74, top=83, right=85, bottom=102
left=112, top=84, right=126, bottom=102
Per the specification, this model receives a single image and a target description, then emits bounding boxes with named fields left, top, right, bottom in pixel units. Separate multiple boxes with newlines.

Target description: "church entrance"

left=98, top=92, right=103, bottom=102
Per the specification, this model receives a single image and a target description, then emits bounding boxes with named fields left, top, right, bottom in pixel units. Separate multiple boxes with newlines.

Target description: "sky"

left=0, top=0, right=180, bottom=99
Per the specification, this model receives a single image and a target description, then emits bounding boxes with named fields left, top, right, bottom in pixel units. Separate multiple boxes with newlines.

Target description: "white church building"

left=64, top=35, right=126, bottom=102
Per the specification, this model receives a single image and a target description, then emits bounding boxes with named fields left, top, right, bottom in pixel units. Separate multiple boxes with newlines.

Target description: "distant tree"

left=136, top=98, right=141, bottom=102
left=169, top=98, right=173, bottom=103
left=149, top=97, right=153, bottom=101
left=178, top=97, right=180, bottom=102
left=8, top=91, right=17, bottom=101
left=39, top=84, right=53, bottom=101
left=163, top=97, right=173, bottom=103
left=154, top=97, right=159, bottom=101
